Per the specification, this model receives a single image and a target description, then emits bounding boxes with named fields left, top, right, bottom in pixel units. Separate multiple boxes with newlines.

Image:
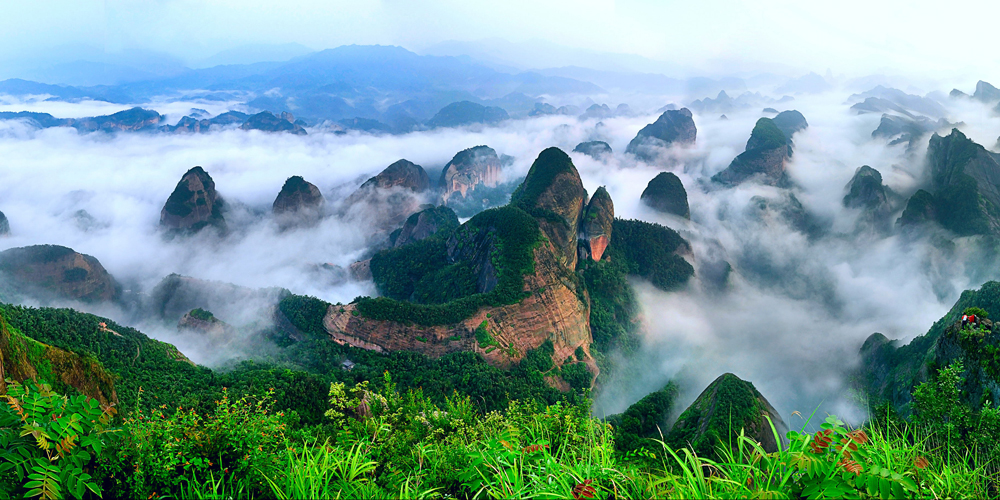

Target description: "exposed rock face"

left=349, top=260, right=372, bottom=281
left=241, top=111, right=307, bottom=135
left=0, top=210, right=8, bottom=236
left=857, top=280, right=1000, bottom=416
left=273, top=176, right=325, bottom=227
left=510, top=147, right=587, bottom=269
left=0, top=245, right=120, bottom=303
left=427, top=101, right=509, bottom=128
left=440, top=146, right=502, bottom=200
left=625, top=108, right=697, bottom=161
left=640, top=172, right=689, bottom=218
left=974, top=80, right=1000, bottom=103
left=579, top=187, right=614, bottom=261
left=390, top=205, right=459, bottom=248
left=0, top=314, right=117, bottom=405
left=712, top=118, right=789, bottom=187
left=925, top=129, right=1000, bottom=235
left=324, top=239, right=593, bottom=373
left=69, top=107, right=162, bottom=133
left=667, top=373, right=788, bottom=455
left=573, top=141, right=612, bottom=159
left=843, top=165, right=893, bottom=234
left=160, top=167, right=226, bottom=233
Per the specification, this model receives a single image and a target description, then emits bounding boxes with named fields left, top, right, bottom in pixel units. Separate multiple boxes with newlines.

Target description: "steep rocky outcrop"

left=427, top=101, right=508, bottom=128
left=359, top=159, right=430, bottom=193
left=667, top=373, right=788, bottom=456
left=924, top=129, right=1000, bottom=235
left=858, top=281, right=1000, bottom=416
left=178, top=309, right=237, bottom=339
left=872, top=114, right=952, bottom=147
left=0, top=210, right=8, bottom=236
left=974, top=81, right=1000, bottom=103
left=390, top=205, right=459, bottom=248
left=160, top=166, right=226, bottom=234
left=241, top=111, right=307, bottom=135
left=273, top=175, right=325, bottom=227
left=771, top=110, right=808, bottom=145
left=0, top=245, right=120, bottom=303
left=712, top=118, right=789, bottom=187
left=573, top=141, right=612, bottom=159
left=440, top=145, right=502, bottom=201
left=625, top=108, right=696, bottom=162
left=0, top=314, right=117, bottom=405
left=510, top=147, right=588, bottom=269
left=343, top=160, right=432, bottom=231
left=843, top=165, right=894, bottom=235
left=640, top=172, right=689, bottom=218
left=579, top=187, right=614, bottom=261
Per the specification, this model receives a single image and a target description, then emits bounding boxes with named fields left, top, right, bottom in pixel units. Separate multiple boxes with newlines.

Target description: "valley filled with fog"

left=3, top=73, right=999, bottom=426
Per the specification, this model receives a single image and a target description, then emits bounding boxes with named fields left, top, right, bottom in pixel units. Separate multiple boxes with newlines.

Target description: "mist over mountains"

left=3, top=40, right=1000, bottom=429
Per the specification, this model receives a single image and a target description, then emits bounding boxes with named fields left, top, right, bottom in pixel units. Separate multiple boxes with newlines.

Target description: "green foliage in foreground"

left=7, top=368, right=997, bottom=499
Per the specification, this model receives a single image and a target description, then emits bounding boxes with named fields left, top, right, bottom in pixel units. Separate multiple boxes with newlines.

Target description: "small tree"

left=0, top=378, right=117, bottom=499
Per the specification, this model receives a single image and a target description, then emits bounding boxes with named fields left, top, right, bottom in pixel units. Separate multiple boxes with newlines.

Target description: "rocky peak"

left=572, top=141, right=612, bottom=159
left=641, top=172, right=689, bottom=218
left=974, top=80, right=1000, bottom=103
left=273, top=175, right=325, bottom=227
left=69, top=107, right=162, bottom=133
left=896, top=190, right=936, bottom=228
left=712, top=117, right=789, bottom=187
left=579, top=187, right=614, bottom=261
left=667, top=373, right=788, bottom=456
left=160, top=166, right=226, bottom=234
left=361, top=159, right=430, bottom=192
left=0, top=210, right=8, bottom=236
left=0, top=245, right=120, bottom=303
left=510, top=147, right=587, bottom=269
left=625, top=108, right=697, bottom=162
left=925, top=129, right=1000, bottom=235
left=771, top=110, right=808, bottom=143
left=241, top=111, right=307, bottom=135
left=844, top=166, right=893, bottom=235
left=391, top=205, right=459, bottom=248
left=440, top=145, right=502, bottom=201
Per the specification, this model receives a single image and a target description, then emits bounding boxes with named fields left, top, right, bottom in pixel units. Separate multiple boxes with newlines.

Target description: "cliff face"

left=160, top=166, right=226, bottom=233
left=440, top=146, right=502, bottom=201
left=712, top=118, right=789, bottom=187
left=843, top=165, right=894, bottom=235
left=0, top=313, right=117, bottom=406
left=0, top=245, right=120, bottom=303
left=626, top=108, right=697, bottom=162
left=324, top=240, right=593, bottom=372
left=391, top=206, right=459, bottom=248
left=510, top=147, right=587, bottom=270
left=924, top=129, right=1000, bottom=235
left=667, top=373, right=788, bottom=456
left=580, top=187, right=614, bottom=261
left=0, top=210, right=8, bottom=236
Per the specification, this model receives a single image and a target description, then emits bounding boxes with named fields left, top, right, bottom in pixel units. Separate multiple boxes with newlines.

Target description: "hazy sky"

left=3, top=0, right=999, bottom=80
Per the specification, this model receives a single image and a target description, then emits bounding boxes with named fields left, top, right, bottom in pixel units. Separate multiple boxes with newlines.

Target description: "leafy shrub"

left=103, top=388, right=288, bottom=498
left=0, top=378, right=116, bottom=500
left=560, top=363, right=592, bottom=392
left=188, top=308, right=214, bottom=321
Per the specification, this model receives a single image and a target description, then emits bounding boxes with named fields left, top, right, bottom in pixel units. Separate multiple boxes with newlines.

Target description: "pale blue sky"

left=2, top=0, right=998, bottom=80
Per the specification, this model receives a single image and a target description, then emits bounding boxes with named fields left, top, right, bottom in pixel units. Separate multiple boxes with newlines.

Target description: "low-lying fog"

left=2, top=88, right=999, bottom=425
